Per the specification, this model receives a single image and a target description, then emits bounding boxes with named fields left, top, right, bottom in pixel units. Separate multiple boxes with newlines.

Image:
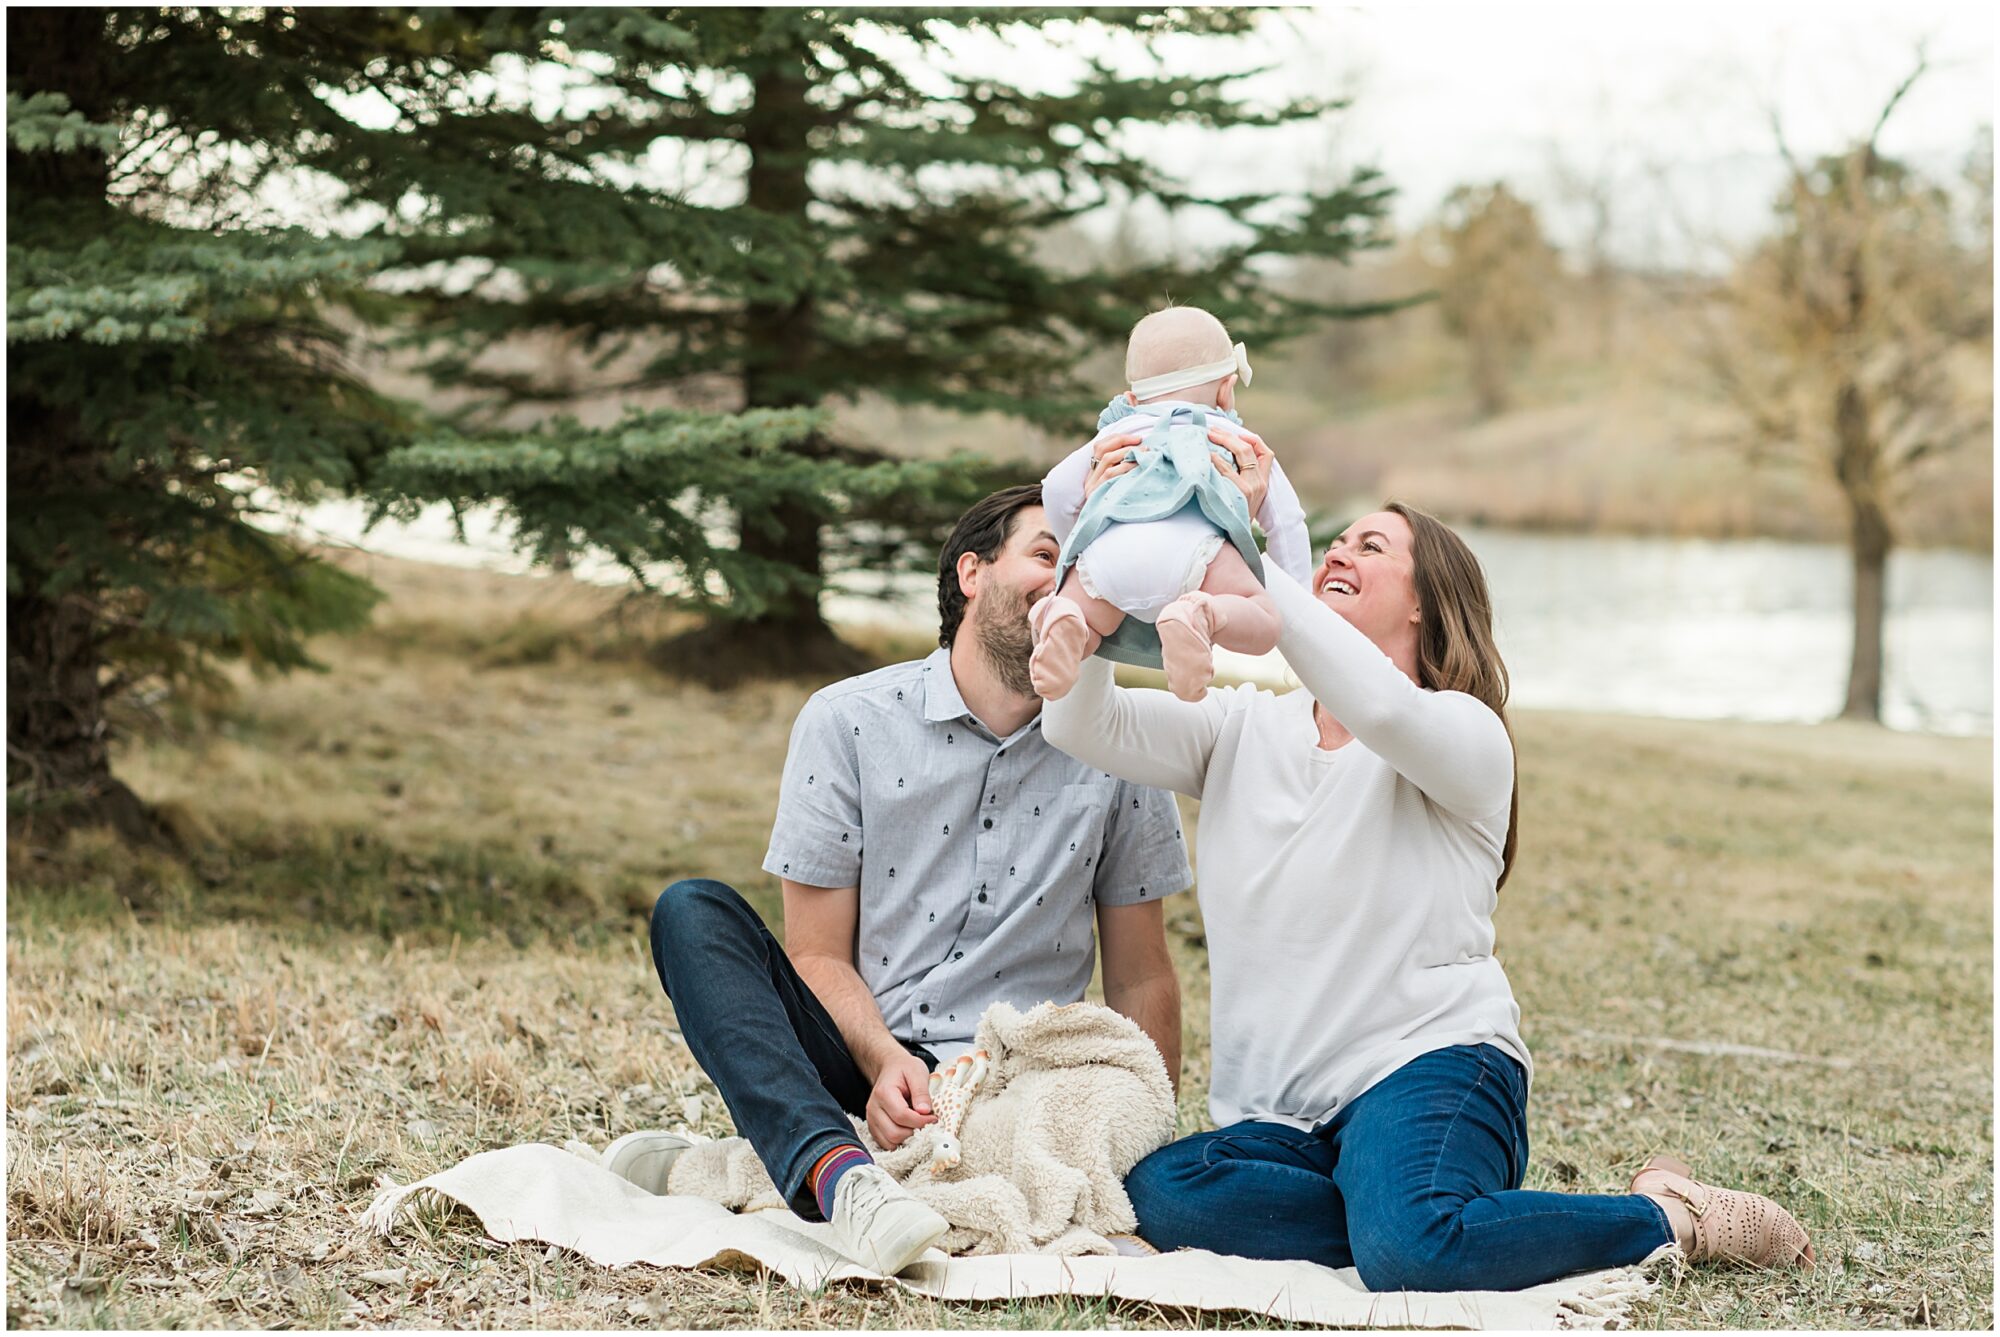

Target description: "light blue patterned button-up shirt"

left=762, top=647, right=1191, bottom=1061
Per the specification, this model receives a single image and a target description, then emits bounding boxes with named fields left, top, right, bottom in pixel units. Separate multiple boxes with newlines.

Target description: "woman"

left=1040, top=485, right=1812, bottom=1290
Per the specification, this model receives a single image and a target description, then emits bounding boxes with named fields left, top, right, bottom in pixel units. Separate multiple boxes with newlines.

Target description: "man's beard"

left=973, top=581, right=1037, bottom=697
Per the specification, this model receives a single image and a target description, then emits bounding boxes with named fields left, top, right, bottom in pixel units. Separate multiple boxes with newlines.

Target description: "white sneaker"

left=601, top=1131, right=694, bottom=1194
left=828, top=1163, right=949, bottom=1274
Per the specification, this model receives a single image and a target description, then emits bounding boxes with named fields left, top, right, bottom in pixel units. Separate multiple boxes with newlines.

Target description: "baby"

left=1031, top=306, right=1312, bottom=702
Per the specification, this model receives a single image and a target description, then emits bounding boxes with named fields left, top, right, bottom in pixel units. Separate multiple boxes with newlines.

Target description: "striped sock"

left=807, top=1143, right=873, bottom=1220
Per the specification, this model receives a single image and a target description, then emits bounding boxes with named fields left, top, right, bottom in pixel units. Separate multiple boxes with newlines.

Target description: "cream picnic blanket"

left=361, top=998, right=1670, bottom=1327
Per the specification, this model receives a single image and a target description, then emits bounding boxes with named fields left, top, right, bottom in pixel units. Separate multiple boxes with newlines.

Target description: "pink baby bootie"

left=1154, top=591, right=1217, bottom=702
left=1028, top=595, right=1093, bottom=701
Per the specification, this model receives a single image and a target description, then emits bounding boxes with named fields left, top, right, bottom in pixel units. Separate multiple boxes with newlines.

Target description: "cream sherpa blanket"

left=660, top=999, right=1175, bottom=1256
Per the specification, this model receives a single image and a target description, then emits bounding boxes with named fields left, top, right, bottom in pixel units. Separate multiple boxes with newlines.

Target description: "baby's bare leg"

left=1058, top=569, right=1126, bottom=639
left=1196, top=546, right=1281, bottom=655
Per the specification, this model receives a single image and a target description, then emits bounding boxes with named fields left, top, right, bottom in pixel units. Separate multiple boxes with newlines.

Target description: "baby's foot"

left=1154, top=592, right=1216, bottom=702
left=1029, top=596, right=1092, bottom=700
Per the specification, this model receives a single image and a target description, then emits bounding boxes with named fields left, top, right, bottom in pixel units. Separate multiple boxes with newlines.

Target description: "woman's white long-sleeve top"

left=1043, top=565, right=1531, bottom=1131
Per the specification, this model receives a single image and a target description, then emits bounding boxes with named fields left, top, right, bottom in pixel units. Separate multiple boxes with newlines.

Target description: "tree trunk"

left=6, top=8, right=160, bottom=842
left=6, top=586, right=156, bottom=845
left=6, top=393, right=157, bottom=843
left=1468, top=334, right=1510, bottom=418
left=1841, top=505, right=1889, bottom=723
left=657, top=46, right=870, bottom=683
left=739, top=55, right=826, bottom=635
left=1589, top=263, right=1617, bottom=362
left=1832, top=378, right=1889, bottom=722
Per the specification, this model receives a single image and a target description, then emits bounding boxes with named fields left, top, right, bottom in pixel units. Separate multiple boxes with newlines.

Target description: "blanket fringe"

left=1553, top=1244, right=1682, bottom=1330
left=360, top=1177, right=439, bottom=1238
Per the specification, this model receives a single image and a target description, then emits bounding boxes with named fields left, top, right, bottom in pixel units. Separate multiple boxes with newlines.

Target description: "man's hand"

left=865, top=1051, right=937, bottom=1149
left=1210, top=426, right=1274, bottom=517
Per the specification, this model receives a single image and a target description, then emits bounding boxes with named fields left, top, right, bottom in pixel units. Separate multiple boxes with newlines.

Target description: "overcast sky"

left=1281, top=1, right=1990, bottom=207
left=943, top=1, right=1995, bottom=263
left=307, top=3, right=1994, bottom=270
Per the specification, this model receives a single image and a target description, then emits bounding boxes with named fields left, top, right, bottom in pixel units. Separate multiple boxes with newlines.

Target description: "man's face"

left=967, top=505, right=1059, bottom=692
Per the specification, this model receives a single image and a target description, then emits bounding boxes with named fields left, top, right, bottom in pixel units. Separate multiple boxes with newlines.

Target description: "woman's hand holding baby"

left=1082, top=432, right=1146, bottom=499
left=1210, top=426, right=1274, bottom=516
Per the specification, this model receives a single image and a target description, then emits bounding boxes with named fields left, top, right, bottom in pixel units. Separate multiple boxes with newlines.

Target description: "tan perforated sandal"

left=1629, top=1155, right=1814, bottom=1270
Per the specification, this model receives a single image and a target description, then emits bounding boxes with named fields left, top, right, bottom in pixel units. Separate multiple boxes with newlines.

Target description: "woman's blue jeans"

left=1126, top=1044, right=1673, bottom=1291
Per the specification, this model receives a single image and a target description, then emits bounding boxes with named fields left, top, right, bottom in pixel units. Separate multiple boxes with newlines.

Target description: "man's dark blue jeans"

left=1125, top=1043, right=1674, bottom=1291
left=648, top=878, right=935, bottom=1222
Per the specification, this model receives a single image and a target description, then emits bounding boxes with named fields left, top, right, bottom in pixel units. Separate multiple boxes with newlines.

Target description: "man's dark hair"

left=937, top=483, right=1043, bottom=648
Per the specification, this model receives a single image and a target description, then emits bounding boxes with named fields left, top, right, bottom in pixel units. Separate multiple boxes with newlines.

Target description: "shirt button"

left=977, top=892, right=987, bottom=903
left=983, top=818, right=993, bottom=829
left=954, top=952, right=963, bottom=960
left=919, top=1003, right=931, bottom=1014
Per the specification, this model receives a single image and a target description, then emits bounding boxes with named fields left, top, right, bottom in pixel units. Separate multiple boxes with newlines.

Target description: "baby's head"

left=1125, top=305, right=1243, bottom=410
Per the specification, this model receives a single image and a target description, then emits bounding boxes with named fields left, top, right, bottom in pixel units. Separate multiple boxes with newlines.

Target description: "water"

left=287, top=500, right=1992, bottom=736
left=1460, top=528, right=1991, bottom=737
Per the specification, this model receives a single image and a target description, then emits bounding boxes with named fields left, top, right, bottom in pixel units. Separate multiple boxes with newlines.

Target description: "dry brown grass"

left=6, top=555, right=1991, bottom=1328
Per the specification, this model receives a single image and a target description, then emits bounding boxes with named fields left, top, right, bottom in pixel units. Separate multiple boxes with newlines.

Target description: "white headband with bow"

left=1127, top=341, right=1253, bottom=401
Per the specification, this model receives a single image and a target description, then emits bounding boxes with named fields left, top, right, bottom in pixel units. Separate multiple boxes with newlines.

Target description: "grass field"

left=6, top=553, right=1992, bottom=1329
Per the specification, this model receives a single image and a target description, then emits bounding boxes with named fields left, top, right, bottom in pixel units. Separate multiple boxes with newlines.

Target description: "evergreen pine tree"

left=4, top=8, right=534, bottom=837
left=7, top=7, right=1396, bottom=835
left=370, top=8, right=1396, bottom=678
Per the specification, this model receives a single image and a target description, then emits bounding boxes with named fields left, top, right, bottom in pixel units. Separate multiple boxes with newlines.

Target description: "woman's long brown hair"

left=1386, top=502, right=1519, bottom=889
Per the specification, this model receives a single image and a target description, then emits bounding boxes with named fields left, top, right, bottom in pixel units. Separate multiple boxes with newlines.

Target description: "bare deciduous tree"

left=1427, top=182, right=1563, bottom=417
left=1545, top=120, right=1625, bottom=360
left=1687, top=57, right=1992, bottom=722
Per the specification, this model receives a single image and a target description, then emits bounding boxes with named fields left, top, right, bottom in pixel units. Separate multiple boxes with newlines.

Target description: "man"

left=615, top=484, right=1192, bottom=1275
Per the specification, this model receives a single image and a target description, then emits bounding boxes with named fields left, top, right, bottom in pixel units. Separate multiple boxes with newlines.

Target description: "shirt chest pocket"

left=1017, top=781, right=1110, bottom=880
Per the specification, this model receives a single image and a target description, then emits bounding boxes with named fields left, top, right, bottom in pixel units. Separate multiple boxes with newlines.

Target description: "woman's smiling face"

left=1313, top=509, right=1420, bottom=646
